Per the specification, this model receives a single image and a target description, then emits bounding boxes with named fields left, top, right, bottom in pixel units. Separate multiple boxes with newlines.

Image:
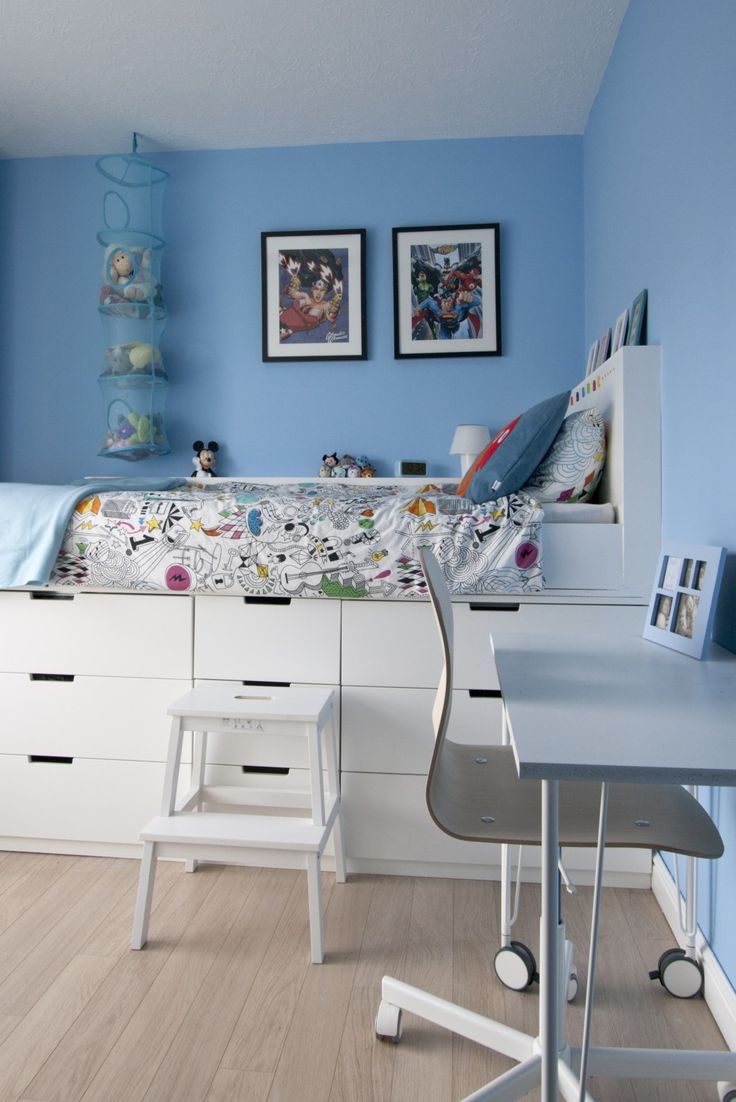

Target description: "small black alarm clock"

left=394, top=460, right=428, bottom=476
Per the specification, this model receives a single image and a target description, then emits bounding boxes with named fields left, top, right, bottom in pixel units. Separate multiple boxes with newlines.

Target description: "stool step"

left=140, top=807, right=338, bottom=851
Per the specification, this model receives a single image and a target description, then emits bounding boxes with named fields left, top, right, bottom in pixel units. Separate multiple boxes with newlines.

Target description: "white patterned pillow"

left=522, top=408, right=606, bottom=503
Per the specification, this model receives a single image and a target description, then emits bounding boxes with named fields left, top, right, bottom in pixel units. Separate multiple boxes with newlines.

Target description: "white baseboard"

left=652, top=854, right=736, bottom=1050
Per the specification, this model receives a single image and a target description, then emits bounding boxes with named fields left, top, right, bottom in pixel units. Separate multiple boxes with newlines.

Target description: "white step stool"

left=131, top=683, right=345, bottom=963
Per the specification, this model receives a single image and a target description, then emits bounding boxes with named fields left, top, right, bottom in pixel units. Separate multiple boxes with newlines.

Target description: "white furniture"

left=376, top=552, right=726, bottom=1102
left=0, top=347, right=663, bottom=884
left=131, top=682, right=344, bottom=963
left=492, top=629, right=736, bottom=1102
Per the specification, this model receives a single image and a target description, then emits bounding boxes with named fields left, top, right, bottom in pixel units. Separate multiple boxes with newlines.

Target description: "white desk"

left=492, top=629, right=736, bottom=1102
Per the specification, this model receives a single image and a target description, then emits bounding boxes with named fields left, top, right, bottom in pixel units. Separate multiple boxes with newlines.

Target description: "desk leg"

left=540, top=780, right=560, bottom=1102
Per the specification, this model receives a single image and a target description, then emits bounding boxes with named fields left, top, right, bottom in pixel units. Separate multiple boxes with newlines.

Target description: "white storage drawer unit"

left=0, top=591, right=193, bottom=855
left=0, top=590, right=192, bottom=678
left=194, top=595, right=341, bottom=683
left=1, top=587, right=650, bottom=883
left=341, top=598, right=650, bottom=883
left=342, top=599, right=646, bottom=689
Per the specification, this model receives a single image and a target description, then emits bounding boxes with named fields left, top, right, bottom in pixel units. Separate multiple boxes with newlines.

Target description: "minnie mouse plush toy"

left=192, top=440, right=219, bottom=478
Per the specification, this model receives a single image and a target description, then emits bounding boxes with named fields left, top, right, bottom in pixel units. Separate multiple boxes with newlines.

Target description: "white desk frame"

left=491, top=629, right=736, bottom=1102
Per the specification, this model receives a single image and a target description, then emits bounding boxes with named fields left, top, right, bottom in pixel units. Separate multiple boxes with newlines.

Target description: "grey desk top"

left=491, top=630, right=736, bottom=786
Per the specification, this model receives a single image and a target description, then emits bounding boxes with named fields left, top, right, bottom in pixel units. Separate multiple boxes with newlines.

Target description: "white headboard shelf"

left=542, top=345, right=661, bottom=598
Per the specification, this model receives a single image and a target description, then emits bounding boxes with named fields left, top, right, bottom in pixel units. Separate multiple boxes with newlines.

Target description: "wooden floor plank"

left=0, top=859, right=137, bottom=1019
left=78, top=865, right=252, bottom=1102
left=0, top=953, right=116, bottom=1102
left=141, top=867, right=299, bottom=1102
left=389, top=877, right=455, bottom=1102
left=220, top=871, right=327, bottom=1074
left=24, top=865, right=223, bottom=1102
left=0, top=853, right=728, bottom=1102
left=203, top=1069, right=273, bottom=1102
left=265, top=876, right=376, bottom=1102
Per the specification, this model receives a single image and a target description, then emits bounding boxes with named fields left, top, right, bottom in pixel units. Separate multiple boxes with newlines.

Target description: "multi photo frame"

left=643, top=543, right=726, bottom=659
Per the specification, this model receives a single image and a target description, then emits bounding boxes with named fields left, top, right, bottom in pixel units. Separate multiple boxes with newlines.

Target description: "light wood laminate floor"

left=0, top=851, right=727, bottom=1102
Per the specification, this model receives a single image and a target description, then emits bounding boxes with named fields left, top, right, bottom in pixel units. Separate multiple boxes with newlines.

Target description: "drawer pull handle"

left=30, top=591, right=74, bottom=601
left=243, top=596, right=292, bottom=606
left=28, top=755, right=74, bottom=765
left=241, top=679, right=291, bottom=688
left=30, top=673, right=75, bottom=682
left=241, top=765, right=290, bottom=775
left=468, top=689, right=503, bottom=699
left=469, top=602, right=520, bottom=612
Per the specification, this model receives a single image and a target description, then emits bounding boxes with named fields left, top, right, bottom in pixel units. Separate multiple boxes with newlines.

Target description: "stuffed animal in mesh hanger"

left=192, top=440, right=219, bottom=478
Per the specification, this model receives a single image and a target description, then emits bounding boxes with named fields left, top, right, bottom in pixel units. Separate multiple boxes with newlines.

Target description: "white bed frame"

left=195, top=343, right=661, bottom=600
left=0, top=344, right=662, bottom=878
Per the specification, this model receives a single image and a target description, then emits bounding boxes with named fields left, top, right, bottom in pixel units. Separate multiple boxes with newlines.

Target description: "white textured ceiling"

left=0, top=0, right=629, bottom=160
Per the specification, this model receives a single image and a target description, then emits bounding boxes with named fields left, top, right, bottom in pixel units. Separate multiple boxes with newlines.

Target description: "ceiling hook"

left=131, top=131, right=139, bottom=155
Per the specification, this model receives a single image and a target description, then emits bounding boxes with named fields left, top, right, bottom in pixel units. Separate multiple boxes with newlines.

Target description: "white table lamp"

left=450, top=424, right=491, bottom=476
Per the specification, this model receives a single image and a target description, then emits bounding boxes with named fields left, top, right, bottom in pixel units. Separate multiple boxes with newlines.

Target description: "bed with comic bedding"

left=49, top=480, right=543, bottom=598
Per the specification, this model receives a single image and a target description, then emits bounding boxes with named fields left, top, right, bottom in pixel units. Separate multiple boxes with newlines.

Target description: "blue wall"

left=0, top=137, right=583, bottom=484
left=584, top=0, right=736, bottom=982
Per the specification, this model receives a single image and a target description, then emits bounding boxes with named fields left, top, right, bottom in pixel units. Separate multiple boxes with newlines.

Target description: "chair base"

left=376, top=975, right=736, bottom=1100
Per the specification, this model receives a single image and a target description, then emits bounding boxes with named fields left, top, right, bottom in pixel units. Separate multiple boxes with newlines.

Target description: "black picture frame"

left=392, top=223, right=501, bottom=358
left=261, top=229, right=367, bottom=362
left=626, top=288, right=648, bottom=346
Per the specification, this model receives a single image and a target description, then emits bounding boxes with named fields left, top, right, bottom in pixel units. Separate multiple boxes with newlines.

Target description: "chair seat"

left=429, top=744, right=724, bottom=859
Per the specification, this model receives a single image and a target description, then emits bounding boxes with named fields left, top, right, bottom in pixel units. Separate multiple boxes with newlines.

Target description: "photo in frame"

left=585, top=341, right=598, bottom=377
left=626, top=288, right=648, bottom=346
left=643, top=542, right=726, bottom=659
left=612, top=308, right=629, bottom=354
left=594, top=327, right=612, bottom=368
left=392, top=223, right=501, bottom=358
left=261, top=229, right=366, bottom=361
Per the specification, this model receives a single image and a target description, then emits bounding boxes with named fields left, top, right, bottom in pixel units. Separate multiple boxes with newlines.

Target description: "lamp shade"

left=450, top=424, right=491, bottom=475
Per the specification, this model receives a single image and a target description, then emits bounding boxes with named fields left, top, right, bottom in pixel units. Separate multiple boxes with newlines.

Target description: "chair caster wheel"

left=494, top=941, right=538, bottom=991
left=375, top=1001, right=402, bottom=1043
left=567, top=971, right=579, bottom=1003
left=649, top=948, right=703, bottom=999
left=718, top=1083, right=736, bottom=1102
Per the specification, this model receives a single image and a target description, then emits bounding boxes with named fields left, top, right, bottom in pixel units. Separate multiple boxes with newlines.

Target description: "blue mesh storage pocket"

left=96, top=138, right=170, bottom=461
left=98, top=373, right=170, bottom=460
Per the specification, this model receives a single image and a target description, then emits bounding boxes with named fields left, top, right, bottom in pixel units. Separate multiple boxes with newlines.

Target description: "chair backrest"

left=419, top=549, right=455, bottom=777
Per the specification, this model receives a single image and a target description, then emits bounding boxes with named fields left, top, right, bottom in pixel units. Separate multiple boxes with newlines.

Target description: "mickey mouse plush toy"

left=192, top=440, right=219, bottom=478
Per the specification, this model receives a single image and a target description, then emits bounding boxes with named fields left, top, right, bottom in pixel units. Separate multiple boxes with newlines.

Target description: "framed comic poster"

left=261, top=229, right=367, bottom=361
left=392, top=223, right=501, bottom=358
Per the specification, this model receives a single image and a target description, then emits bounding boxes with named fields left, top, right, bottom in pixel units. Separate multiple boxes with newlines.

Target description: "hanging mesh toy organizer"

left=96, top=141, right=171, bottom=459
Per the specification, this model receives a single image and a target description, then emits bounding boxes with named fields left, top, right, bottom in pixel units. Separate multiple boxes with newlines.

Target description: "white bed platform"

left=200, top=344, right=661, bottom=600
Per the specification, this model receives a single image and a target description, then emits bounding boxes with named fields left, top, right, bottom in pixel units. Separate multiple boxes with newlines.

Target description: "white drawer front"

left=0, top=673, right=190, bottom=761
left=0, top=756, right=169, bottom=844
left=194, top=597, right=340, bottom=683
left=193, top=680, right=339, bottom=769
left=342, top=687, right=503, bottom=774
left=0, top=591, right=192, bottom=678
left=342, top=772, right=498, bottom=866
left=342, top=600, right=645, bottom=688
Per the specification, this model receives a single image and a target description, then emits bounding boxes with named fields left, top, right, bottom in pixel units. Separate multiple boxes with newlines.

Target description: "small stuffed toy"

left=192, top=440, right=219, bottom=478
left=321, top=453, right=338, bottom=477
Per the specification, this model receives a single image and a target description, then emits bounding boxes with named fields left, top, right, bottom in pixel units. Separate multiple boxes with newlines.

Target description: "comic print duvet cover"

left=49, top=481, right=544, bottom=597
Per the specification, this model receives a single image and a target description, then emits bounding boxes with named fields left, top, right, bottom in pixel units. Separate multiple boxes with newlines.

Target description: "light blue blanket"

left=0, top=478, right=185, bottom=588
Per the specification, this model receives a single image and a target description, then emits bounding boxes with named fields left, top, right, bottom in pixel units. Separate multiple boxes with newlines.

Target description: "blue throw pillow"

left=463, top=391, right=570, bottom=505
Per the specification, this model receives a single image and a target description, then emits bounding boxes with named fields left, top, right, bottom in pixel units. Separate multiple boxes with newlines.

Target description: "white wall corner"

left=652, top=854, right=736, bottom=1051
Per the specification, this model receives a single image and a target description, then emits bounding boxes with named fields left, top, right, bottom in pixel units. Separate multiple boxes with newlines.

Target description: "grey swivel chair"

left=376, top=549, right=724, bottom=1099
